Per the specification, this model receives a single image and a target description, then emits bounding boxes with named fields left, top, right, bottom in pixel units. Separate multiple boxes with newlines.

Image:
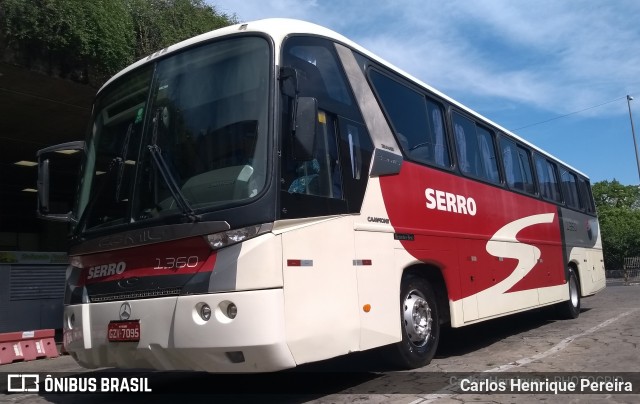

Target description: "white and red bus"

left=37, top=19, right=605, bottom=372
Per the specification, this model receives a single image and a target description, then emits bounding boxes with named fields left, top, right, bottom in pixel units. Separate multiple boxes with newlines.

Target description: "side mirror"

left=37, top=141, right=85, bottom=222
left=292, top=97, right=318, bottom=161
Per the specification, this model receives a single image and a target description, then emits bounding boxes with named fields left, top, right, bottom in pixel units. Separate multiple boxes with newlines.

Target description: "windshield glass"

left=75, top=36, right=271, bottom=232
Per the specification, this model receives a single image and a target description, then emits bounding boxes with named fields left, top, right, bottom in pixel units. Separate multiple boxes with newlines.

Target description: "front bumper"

left=63, top=288, right=295, bottom=372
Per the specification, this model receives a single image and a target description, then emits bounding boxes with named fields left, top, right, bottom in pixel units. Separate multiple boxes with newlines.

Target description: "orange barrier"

left=0, top=329, right=59, bottom=365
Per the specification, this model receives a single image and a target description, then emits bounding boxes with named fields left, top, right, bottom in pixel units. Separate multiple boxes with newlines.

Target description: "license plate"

left=107, top=320, right=140, bottom=342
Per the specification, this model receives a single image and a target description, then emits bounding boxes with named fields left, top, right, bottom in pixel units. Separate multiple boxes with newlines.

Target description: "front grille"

left=90, top=287, right=182, bottom=303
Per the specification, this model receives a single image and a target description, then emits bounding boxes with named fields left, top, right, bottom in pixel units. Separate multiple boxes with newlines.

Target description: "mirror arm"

left=38, top=159, right=50, bottom=214
left=279, top=67, right=300, bottom=134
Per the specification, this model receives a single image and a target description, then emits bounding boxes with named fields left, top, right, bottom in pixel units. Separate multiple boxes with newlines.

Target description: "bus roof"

left=101, top=18, right=587, bottom=179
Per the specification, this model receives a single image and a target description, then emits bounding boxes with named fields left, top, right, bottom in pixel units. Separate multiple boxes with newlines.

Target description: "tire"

left=387, top=275, right=440, bottom=369
left=557, top=267, right=581, bottom=319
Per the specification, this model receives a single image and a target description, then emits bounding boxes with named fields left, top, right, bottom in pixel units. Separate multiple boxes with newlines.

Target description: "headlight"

left=204, top=223, right=272, bottom=250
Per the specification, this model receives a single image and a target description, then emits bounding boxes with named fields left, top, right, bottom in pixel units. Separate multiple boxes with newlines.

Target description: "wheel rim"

left=403, top=289, right=432, bottom=347
left=569, top=274, right=579, bottom=307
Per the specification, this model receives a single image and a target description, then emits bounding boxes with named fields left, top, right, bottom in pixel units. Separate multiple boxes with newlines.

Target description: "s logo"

left=484, top=213, right=555, bottom=296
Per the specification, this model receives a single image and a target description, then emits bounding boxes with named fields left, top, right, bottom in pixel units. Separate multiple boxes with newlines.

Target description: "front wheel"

left=387, top=275, right=440, bottom=369
left=557, top=267, right=581, bottom=319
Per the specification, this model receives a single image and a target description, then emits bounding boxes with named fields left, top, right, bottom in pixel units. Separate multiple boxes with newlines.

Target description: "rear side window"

left=578, top=177, right=595, bottom=213
left=501, top=137, right=535, bottom=194
left=452, top=112, right=500, bottom=184
left=534, top=155, right=562, bottom=202
left=561, top=169, right=581, bottom=209
left=369, top=69, right=450, bottom=168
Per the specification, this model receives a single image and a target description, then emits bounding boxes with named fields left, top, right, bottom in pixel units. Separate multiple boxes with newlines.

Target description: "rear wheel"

left=557, top=267, right=580, bottom=319
left=387, top=275, right=440, bottom=369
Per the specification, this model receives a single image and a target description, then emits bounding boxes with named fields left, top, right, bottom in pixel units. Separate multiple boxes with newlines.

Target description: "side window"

left=476, top=126, right=500, bottom=183
left=534, top=155, right=562, bottom=202
left=561, top=169, right=581, bottom=209
left=288, top=45, right=352, bottom=106
left=516, top=147, right=536, bottom=194
left=286, top=111, right=343, bottom=199
left=452, top=112, right=500, bottom=184
left=369, top=69, right=450, bottom=168
left=343, top=121, right=364, bottom=180
left=578, top=178, right=596, bottom=213
left=279, top=36, right=373, bottom=219
left=501, top=137, right=535, bottom=194
left=337, top=117, right=373, bottom=203
left=427, top=101, right=449, bottom=167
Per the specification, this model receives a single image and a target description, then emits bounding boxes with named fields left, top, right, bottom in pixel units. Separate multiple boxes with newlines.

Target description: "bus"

left=37, top=18, right=606, bottom=372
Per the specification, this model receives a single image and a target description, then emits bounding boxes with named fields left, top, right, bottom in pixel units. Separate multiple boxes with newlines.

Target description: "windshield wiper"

left=147, top=110, right=200, bottom=222
left=114, top=123, right=133, bottom=202
left=146, top=144, right=200, bottom=222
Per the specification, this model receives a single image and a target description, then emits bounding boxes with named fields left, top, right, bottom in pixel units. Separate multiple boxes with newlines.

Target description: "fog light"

left=226, top=303, right=237, bottom=319
left=67, top=313, right=75, bottom=329
left=200, top=304, right=212, bottom=321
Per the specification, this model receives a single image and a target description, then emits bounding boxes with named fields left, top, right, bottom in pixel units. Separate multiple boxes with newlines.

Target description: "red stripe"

left=75, top=236, right=215, bottom=285
left=379, top=161, right=564, bottom=301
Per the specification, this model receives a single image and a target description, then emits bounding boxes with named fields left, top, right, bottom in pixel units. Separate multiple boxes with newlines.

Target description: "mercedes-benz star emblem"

left=119, top=302, right=131, bottom=320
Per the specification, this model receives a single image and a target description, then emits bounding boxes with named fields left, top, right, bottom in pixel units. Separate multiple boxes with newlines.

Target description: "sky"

left=210, top=0, right=640, bottom=185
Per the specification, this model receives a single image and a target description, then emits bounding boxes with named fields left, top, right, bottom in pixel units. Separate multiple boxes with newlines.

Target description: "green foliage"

left=592, top=180, right=640, bottom=270
left=592, top=180, right=640, bottom=209
left=127, top=0, right=235, bottom=59
left=1, top=0, right=236, bottom=84
left=2, top=0, right=135, bottom=80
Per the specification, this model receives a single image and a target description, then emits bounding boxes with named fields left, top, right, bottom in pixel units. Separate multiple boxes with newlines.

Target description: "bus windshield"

left=74, top=36, right=270, bottom=233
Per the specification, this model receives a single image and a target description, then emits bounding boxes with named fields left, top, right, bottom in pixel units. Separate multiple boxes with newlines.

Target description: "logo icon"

left=119, top=302, right=131, bottom=320
left=7, top=374, right=40, bottom=392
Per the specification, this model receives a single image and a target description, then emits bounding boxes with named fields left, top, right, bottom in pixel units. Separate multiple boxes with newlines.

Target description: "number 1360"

left=154, top=256, right=199, bottom=270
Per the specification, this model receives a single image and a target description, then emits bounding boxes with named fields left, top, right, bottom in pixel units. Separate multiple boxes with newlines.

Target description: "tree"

left=592, top=180, right=640, bottom=270
left=592, top=180, right=640, bottom=209
left=1, top=0, right=236, bottom=86
left=127, top=0, right=235, bottom=59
